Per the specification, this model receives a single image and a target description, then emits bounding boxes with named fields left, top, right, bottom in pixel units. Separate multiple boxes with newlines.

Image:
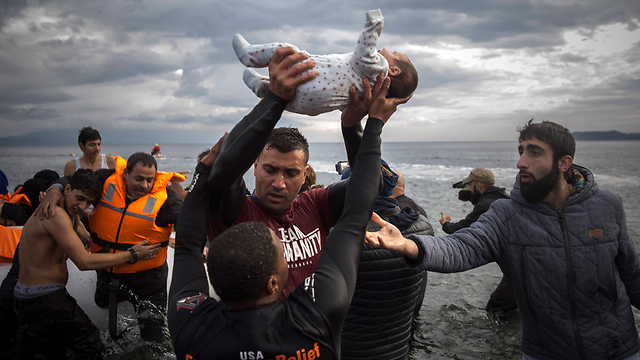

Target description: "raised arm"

left=351, top=9, right=387, bottom=79
left=207, top=48, right=318, bottom=225
left=328, top=75, right=390, bottom=223
left=169, top=134, right=226, bottom=340
left=370, top=204, right=507, bottom=274
left=310, top=76, right=411, bottom=342
left=45, top=209, right=160, bottom=270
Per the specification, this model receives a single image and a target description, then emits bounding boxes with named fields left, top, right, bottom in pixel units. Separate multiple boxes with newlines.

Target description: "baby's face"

left=379, top=49, right=409, bottom=68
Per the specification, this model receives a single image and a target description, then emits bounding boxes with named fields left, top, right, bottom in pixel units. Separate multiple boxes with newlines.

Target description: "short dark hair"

left=265, top=127, right=309, bottom=164
left=197, top=148, right=211, bottom=162
left=78, top=126, right=101, bottom=145
left=126, top=152, right=157, bottom=173
left=387, top=57, right=418, bottom=99
left=207, top=222, right=278, bottom=303
left=518, top=119, right=576, bottom=162
left=69, top=169, right=102, bottom=201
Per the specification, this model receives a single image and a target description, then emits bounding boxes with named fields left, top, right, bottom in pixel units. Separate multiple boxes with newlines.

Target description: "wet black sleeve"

left=168, top=162, right=215, bottom=339
left=207, top=90, right=288, bottom=226
left=311, top=117, right=383, bottom=343
left=326, top=122, right=384, bottom=223
left=342, top=123, right=363, bottom=171
left=155, top=188, right=182, bottom=227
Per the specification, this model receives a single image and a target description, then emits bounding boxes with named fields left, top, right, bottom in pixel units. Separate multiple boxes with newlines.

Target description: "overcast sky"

left=1, top=0, right=639, bottom=143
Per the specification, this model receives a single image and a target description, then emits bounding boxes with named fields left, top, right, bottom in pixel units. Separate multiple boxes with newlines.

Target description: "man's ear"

left=558, top=155, right=573, bottom=173
left=64, top=184, right=71, bottom=196
left=388, top=66, right=401, bottom=76
left=78, top=142, right=85, bottom=152
left=266, top=275, right=279, bottom=295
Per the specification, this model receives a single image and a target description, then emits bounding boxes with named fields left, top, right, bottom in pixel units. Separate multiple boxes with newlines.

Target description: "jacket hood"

left=510, top=164, right=598, bottom=211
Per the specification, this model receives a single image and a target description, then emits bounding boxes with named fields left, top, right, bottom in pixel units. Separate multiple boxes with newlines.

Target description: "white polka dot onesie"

left=233, top=9, right=388, bottom=116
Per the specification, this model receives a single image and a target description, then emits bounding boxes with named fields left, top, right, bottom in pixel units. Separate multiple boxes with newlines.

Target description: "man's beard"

left=470, top=189, right=482, bottom=205
left=519, top=163, right=559, bottom=204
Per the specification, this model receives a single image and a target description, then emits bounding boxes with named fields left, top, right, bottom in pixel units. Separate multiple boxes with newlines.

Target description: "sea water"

left=1, top=140, right=640, bottom=359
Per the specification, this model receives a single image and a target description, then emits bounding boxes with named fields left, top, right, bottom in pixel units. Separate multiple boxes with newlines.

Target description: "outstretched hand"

left=268, top=47, right=318, bottom=100
left=365, top=212, right=420, bottom=261
left=368, top=74, right=413, bottom=123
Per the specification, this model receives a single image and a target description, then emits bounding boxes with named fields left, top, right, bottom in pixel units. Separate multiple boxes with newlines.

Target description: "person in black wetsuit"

left=168, top=46, right=414, bottom=359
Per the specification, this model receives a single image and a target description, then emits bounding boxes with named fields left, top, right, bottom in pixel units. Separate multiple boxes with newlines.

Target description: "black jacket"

left=442, top=185, right=508, bottom=234
left=341, top=200, right=433, bottom=360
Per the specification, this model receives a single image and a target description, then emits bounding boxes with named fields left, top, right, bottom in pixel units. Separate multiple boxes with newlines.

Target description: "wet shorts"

left=13, top=286, right=104, bottom=360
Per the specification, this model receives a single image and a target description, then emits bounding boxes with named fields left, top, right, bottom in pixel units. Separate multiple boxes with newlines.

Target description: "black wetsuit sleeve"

left=311, top=117, right=383, bottom=344
left=442, top=198, right=491, bottom=234
left=207, top=90, right=288, bottom=226
left=155, top=188, right=182, bottom=227
left=342, top=122, right=363, bottom=171
left=168, top=162, right=215, bottom=340
left=327, top=122, right=382, bottom=223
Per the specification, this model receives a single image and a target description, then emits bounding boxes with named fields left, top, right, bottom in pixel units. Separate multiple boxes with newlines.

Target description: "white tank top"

left=75, top=154, right=108, bottom=171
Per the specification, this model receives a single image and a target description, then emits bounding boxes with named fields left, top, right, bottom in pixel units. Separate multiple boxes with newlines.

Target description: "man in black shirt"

left=168, top=46, right=413, bottom=359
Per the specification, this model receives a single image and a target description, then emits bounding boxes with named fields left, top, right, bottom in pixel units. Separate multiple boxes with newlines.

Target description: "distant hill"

left=572, top=131, right=640, bottom=141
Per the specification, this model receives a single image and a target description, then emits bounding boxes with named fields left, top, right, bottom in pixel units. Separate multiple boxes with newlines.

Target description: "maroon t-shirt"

left=233, top=186, right=335, bottom=298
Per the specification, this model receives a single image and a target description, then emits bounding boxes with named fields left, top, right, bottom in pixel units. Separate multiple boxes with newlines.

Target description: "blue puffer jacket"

left=410, top=165, right=640, bottom=360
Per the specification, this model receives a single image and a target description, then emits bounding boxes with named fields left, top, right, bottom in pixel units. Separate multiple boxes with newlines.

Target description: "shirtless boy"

left=13, top=169, right=160, bottom=359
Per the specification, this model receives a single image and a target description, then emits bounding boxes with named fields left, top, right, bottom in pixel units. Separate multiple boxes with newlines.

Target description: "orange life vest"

left=0, top=225, right=22, bottom=263
left=3, top=186, right=31, bottom=207
left=89, top=156, right=184, bottom=274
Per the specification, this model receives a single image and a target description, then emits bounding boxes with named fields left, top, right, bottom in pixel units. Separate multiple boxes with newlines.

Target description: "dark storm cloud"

left=0, top=89, right=74, bottom=105
left=558, top=53, right=589, bottom=63
left=417, top=64, right=496, bottom=90
left=42, top=48, right=177, bottom=86
left=0, top=0, right=29, bottom=29
left=1, top=0, right=638, bottom=141
left=122, top=109, right=248, bottom=125
left=354, top=0, right=640, bottom=50
left=0, top=106, right=60, bottom=121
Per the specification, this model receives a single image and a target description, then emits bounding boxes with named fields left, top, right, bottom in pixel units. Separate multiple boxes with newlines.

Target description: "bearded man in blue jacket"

left=367, top=120, right=640, bottom=360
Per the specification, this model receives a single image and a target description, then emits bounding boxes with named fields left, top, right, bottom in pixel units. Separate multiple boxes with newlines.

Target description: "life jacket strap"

left=91, top=232, right=169, bottom=253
